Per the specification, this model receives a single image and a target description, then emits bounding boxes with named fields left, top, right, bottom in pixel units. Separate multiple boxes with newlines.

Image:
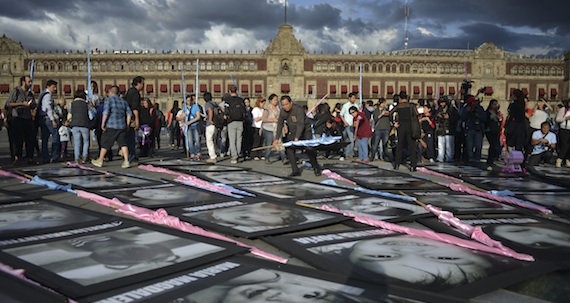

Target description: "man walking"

left=91, top=86, right=132, bottom=168
left=37, top=80, right=60, bottom=163
left=124, top=76, right=144, bottom=165
left=224, top=86, right=246, bottom=163
left=275, top=96, right=322, bottom=177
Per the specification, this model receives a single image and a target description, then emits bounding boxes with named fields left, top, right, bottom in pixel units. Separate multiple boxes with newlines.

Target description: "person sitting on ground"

left=527, top=121, right=557, bottom=167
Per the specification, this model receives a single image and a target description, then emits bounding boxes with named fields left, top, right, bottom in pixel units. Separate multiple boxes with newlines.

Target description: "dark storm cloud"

left=0, top=0, right=567, bottom=55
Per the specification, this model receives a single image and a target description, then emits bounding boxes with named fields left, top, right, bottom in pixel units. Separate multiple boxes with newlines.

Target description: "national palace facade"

left=1, top=23, right=569, bottom=111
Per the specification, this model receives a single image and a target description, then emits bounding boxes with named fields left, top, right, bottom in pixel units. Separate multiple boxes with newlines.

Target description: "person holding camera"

left=459, top=96, right=487, bottom=164
left=527, top=121, right=557, bottom=167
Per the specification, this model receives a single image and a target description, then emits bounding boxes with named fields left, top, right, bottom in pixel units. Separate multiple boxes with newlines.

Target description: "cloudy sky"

left=1, top=0, right=568, bottom=56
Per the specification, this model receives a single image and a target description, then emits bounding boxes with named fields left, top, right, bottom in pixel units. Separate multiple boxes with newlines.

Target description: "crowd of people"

left=3, top=75, right=570, bottom=172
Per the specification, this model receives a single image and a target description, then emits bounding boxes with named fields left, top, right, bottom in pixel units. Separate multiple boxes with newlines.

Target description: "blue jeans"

left=437, top=135, right=454, bottom=162
left=357, top=137, right=369, bottom=161
left=370, top=129, right=390, bottom=160
left=185, top=126, right=201, bottom=155
left=72, top=126, right=90, bottom=161
left=343, top=126, right=354, bottom=157
left=40, top=118, right=59, bottom=162
left=262, top=129, right=285, bottom=160
left=465, top=130, right=483, bottom=163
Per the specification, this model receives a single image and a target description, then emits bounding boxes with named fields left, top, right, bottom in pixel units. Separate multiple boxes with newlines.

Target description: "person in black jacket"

left=275, top=96, right=321, bottom=177
left=435, top=97, right=459, bottom=162
left=459, top=96, right=487, bottom=164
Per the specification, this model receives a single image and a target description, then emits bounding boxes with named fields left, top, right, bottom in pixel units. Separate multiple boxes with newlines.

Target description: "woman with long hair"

left=167, top=100, right=181, bottom=149
left=260, top=94, right=285, bottom=163
left=485, top=99, right=502, bottom=169
left=251, top=96, right=266, bottom=160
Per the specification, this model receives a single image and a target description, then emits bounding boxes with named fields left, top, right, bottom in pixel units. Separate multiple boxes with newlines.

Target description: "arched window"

left=399, top=64, right=404, bottom=73
left=157, top=62, right=163, bottom=70
left=58, top=62, right=63, bottom=71
left=386, top=64, right=391, bottom=73
left=128, top=62, right=135, bottom=71
left=249, top=61, right=255, bottom=71
left=336, top=63, right=341, bottom=72
left=329, top=63, right=335, bottom=71
left=377, top=63, right=383, bottom=73
left=228, top=62, right=234, bottom=70
left=350, top=63, right=356, bottom=72
left=531, top=66, right=536, bottom=75
left=136, top=62, right=141, bottom=71
left=371, top=63, right=377, bottom=72
left=419, top=64, right=424, bottom=73
left=221, top=62, right=226, bottom=70
left=392, top=64, right=397, bottom=73
left=412, top=64, right=418, bottom=73
left=344, top=63, right=349, bottom=72
left=92, top=62, right=99, bottom=71
left=315, top=63, right=321, bottom=72
left=364, top=64, right=369, bottom=72
left=149, top=62, right=155, bottom=71
left=214, top=62, right=220, bottom=71
left=206, top=61, right=212, bottom=70
left=405, top=64, right=410, bottom=73
left=511, top=66, right=517, bottom=75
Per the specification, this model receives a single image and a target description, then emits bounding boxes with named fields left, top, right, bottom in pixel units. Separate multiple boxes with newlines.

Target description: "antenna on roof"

left=404, top=0, right=409, bottom=49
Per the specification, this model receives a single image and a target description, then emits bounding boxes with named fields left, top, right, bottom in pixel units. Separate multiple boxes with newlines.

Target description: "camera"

left=417, top=107, right=425, bottom=114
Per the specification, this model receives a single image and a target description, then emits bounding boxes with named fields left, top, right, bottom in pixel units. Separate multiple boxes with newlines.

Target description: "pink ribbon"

left=75, top=190, right=287, bottom=263
left=441, top=182, right=552, bottom=214
left=138, top=165, right=238, bottom=197
left=424, top=204, right=531, bottom=258
left=322, top=169, right=357, bottom=185
left=417, top=167, right=464, bottom=183
left=66, top=161, right=113, bottom=175
left=0, top=168, right=29, bottom=181
left=318, top=205, right=534, bottom=262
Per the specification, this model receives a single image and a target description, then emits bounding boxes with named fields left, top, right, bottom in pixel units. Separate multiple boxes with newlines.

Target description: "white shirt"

left=251, top=107, right=264, bottom=128
left=531, top=130, right=557, bottom=155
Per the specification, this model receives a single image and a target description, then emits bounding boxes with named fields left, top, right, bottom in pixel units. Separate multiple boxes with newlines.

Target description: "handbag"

left=410, top=104, right=421, bottom=139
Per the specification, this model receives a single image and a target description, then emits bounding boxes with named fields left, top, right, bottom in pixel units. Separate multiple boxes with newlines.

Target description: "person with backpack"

left=167, top=100, right=181, bottom=149
left=224, top=86, right=246, bottom=164
left=204, top=92, right=222, bottom=163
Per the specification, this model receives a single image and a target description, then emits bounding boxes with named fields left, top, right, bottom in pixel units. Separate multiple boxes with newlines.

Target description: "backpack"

left=156, top=109, right=166, bottom=128
left=225, top=96, right=246, bottom=122
left=209, top=101, right=227, bottom=129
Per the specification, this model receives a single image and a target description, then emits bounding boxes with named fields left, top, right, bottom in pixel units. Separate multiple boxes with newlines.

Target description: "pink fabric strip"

left=322, top=169, right=357, bottom=185
left=66, top=161, right=113, bottom=175
left=138, top=164, right=238, bottom=196
left=417, top=167, right=464, bottom=183
left=424, top=204, right=530, bottom=258
left=75, top=190, right=287, bottom=263
left=441, top=182, right=552, bottom=214
left=318, top=205, right=534, bottom=261
left=0, top=168, right=30, bottom=181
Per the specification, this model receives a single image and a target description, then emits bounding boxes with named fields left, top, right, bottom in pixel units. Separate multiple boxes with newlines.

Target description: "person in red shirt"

left=350, top=106, right=372, bottom=162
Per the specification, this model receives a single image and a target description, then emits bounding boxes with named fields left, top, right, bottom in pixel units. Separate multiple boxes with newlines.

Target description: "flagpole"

left=181, top=64, right=189, bottom=158
left=359, top=63, right=363, bottom=108
left=28, top=59, right=34, bottom=93
left=87, top=36, right=92, bottom=101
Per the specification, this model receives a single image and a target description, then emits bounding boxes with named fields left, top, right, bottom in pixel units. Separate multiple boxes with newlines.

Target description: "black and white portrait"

left=98, top=184, right=228, bottom=208
left=199, top=171, right=283, bottom=184
left=244, top=181, right=347, bottom=199
left=54, top=174, right=161, bottom=189
left=177, top=201, right=343, bottom=237
left=3, top=226, right=227, bottom=286
left=0, top=201, right=101, bottom=236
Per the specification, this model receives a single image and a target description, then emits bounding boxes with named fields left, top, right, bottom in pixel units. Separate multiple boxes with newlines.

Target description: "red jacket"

left=354, top=111, right=372, bottom=138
